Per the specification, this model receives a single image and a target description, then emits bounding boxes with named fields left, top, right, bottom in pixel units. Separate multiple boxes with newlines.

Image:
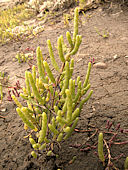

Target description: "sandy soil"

left=0, top=1, right=128, bottom=170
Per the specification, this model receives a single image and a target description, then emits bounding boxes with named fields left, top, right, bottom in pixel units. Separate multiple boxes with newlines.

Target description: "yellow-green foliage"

left=31, top=151, right=37, bottom=158
left=98, top=133, right=105, bottom=163
left=15, top=52, right=34, bottom=63
left=0, top=85, right=3, bottom=101
left=0, top=4, right=35, bottom=44
left=12, top=8, right=93, bottom=158
left=0, top=71, right=4, bottom=101
left=79, top=0, right=86, bottom=4
left=124, top=157, right=128, bottom=170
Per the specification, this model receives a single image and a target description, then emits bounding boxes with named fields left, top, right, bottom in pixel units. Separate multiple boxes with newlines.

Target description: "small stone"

left=99, top=8, right=102, bottom=12
left=93, top=62, right=107, bottom=69
left=77, top=58, right=82, bottom=62
left=113, top=54, right=118, bottom=60
left=1, top=108, right=7, bottom=112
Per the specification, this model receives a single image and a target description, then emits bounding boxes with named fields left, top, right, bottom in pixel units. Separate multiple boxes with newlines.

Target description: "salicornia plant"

left=124, top=157, right=128, bottom=170
left=98, top=133, right=105, bottom=166
left=12, top=8, right=93, bottom=158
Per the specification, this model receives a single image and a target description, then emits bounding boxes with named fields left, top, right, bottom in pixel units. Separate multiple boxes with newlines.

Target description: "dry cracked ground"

left=0, top=1, right=128, bottom=170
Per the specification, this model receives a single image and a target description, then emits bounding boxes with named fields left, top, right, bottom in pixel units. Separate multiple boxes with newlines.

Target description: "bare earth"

left=0, top=1, right=128, bottom=170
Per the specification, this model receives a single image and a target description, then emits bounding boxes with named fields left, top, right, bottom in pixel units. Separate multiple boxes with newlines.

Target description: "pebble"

left=1, top=108, right=7, bottom=112
left=93, top=62, right=107, bottom=69
left=113, top=54, right=118, bottom=60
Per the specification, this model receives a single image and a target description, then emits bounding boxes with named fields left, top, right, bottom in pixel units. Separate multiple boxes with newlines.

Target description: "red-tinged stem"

left=80, top=147, right=91, bottom=151
left=104, top=131, right=117, bottom=135
left=105, top=120, right=109, bottom=129
left=69, top=144, right=81, bottom=148
left=112, top=153, right=124, bottom=161
left=0, top=115, right=6, bottom=119
left=113, top=141, right=128, bottom=145
left=104, top=139, right=112, bottom=168
left=74, top=128, right=95, bottom=133
left=109, top=133, right=117, bottom=143
left=12, top=90, right=16, bottom=96
left=108, top=122, right=113, bottom=131
left=7, top=90, right=12, bottom=101
left=14, top=88, right=20, bottom=97
left=123, top=129, right=128, bottom=133
left=115, top=123, right=120, bottom=131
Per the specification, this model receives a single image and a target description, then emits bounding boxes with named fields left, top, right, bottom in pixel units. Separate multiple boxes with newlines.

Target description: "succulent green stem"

left=98, top=133, right=105, bottom=163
